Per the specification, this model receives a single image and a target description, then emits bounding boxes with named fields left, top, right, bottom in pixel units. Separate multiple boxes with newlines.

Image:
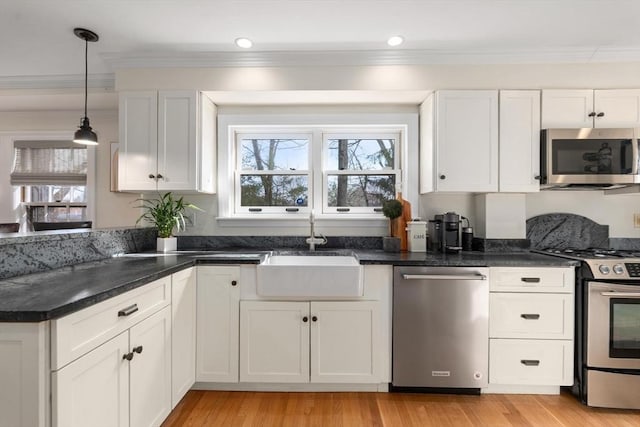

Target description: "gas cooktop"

left=534, top=248, right=640, bottom=280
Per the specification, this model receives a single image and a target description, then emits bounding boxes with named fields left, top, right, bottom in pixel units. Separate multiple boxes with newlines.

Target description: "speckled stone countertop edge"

left=0, top=250, right=578, bottom=322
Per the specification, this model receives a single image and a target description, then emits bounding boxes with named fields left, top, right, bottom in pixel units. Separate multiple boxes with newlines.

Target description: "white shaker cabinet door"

left=310, top=301, right=380, bottom=383
left=499, top=90, right=541, bottom=192
left=435, top=90, right=499, bottom=192
left=171, top=267, right=196, bottom=407
left=52, top=331, right=130, bottom=427
left=129, top=306, right=172, bottom=427
left=593, top=89, right=640, bottom=128
left=541, top=89, right=594, bottom=128
left=240, top=301, right=309, bottom=383
left=196, top=266, right=240, bottom=383
left=157, top=91, right=198, bottom=191
left=118, top=91, right=159, bottom=191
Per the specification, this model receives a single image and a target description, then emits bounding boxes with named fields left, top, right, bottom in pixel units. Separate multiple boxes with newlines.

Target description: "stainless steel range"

left=536, top=248, right=640, bottom=409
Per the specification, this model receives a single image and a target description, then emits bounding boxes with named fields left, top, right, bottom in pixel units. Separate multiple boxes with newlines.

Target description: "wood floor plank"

left=162, top=390, right=640, bottom=427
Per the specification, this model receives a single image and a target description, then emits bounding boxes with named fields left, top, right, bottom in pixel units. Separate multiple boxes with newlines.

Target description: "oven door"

left=587, top=281, right=640, bottom=370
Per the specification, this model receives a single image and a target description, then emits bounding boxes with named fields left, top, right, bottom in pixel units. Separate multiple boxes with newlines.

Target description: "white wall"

left=0, top=110, right=140, bottom=228
left=4, top=61, right=640, bottom=236
left=116, top=62, right=640, bottom=238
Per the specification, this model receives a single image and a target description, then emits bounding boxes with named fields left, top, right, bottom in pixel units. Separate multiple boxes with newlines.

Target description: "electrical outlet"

left=634, top=213, right=640, bottom=228
left=184, top=212, right=196, bottom=228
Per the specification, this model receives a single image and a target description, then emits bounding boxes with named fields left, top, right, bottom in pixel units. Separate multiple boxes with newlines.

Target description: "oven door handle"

left=600, top=291, right=640, bottom=297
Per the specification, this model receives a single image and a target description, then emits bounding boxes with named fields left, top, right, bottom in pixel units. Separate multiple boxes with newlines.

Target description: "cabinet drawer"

left=490, top=293, right=573, bottom=339
left=490, top=267, right=574, bottom=293
left=489, top=339, right=573, bottom=386
left=52, top=277, right=171, bottom=369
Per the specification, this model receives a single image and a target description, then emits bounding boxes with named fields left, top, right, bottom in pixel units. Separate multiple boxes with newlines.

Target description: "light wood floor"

left=162, top=390, right=640, bottom=426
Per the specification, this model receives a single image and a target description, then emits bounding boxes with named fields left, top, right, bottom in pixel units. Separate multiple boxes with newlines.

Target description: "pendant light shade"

left=72, top=28, right=99, bottom=145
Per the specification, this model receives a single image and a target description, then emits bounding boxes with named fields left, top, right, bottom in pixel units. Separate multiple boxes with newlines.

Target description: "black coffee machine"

left=429, top=212, right=462, bottom=253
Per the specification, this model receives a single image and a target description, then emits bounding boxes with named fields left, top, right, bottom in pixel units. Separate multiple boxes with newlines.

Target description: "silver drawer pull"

left=118, top=304, right=139, bottom=317
left=402, top=274, right=487, bottom=281
left=520, top=359, right=540, bottom=367
left=520, top=314, right=540, bottom=320
left=521, top=277, right=540, bottom=283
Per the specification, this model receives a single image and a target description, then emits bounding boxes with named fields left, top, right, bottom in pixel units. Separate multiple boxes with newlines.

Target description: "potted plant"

left=136, top=192, right=201, bottom=252
left=382, top=198, right=403, bottom=252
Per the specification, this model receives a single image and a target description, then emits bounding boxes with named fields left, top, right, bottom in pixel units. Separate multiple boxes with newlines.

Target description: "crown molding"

left=0, top=74, right=115, bottom=91
left=101, top=47, right=640, bottom=69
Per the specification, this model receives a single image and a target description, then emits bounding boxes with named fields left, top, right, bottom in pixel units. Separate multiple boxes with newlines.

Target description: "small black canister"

left=462, top=227, right=473, bottom=251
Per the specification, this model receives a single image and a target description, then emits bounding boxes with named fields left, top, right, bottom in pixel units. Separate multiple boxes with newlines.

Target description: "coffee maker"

left=429, top=212, right=462, bottom=253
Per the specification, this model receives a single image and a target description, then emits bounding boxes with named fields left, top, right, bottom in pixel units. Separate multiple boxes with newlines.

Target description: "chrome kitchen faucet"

left=306, top=210, right=327, bottom=251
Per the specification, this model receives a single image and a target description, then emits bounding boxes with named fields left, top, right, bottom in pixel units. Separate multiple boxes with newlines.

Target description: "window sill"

left=216, top=215, right=387, bottom=228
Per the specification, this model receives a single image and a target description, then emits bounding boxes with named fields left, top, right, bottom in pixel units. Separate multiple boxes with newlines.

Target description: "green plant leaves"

left=135, top=192, right=201, bottom=238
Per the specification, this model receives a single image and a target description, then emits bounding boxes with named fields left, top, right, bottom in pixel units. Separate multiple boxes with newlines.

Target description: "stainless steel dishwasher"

left=392, top=266, right=489, bottom=393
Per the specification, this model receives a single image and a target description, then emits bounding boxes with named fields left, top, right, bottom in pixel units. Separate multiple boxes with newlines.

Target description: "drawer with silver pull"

left=51, top=277, right=170, bottom=369
left=489, top=339, right=573, bottom=386
left=490, top=267, right=574, bottom=293
left=489, top=293, right=573, bottom=339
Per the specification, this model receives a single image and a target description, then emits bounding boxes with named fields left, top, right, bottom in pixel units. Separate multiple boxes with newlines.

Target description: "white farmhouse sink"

left=256, top=254, right=363, bottom=298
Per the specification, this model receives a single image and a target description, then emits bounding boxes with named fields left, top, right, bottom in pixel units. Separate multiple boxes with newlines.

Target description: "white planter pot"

left=157, top=237, right=177, bottom=252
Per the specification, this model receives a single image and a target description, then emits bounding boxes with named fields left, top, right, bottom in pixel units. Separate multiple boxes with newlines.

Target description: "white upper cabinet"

left=542, top=89, right=640, bottom=128
left=118, top=90, right=216, bottom=193
left=432, top=90, right=499, bottom=192
left=499, top=90, right=541, bottom=192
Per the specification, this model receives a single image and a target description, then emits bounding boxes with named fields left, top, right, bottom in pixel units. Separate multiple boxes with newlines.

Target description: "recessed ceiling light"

left=235, top=37, right=253, bottom=49
left=387, top=35, right=404, bottom=47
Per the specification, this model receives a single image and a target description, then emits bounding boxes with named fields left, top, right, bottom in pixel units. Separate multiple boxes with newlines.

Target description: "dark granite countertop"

left=0, top=250, right=577, bottom=322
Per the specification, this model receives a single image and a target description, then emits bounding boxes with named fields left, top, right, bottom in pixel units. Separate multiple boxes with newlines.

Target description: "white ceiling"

left=3, top=0, right=640, bottom=82
left=2, top=0, right=640, bottom=110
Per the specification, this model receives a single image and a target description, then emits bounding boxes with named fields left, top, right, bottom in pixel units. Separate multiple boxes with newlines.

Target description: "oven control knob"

left=613, top=264, right=625, bottom=275
left=599, top=265, right=610, bottom=275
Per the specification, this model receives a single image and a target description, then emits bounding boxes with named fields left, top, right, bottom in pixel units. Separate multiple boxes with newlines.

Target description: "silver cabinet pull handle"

left=520, top=360, right=540, bottom=366
left=118, top=304, right=139, bottom=317
left=402, top=274, right=487, bottom=281
left=520, top=314, right=540, bottom=320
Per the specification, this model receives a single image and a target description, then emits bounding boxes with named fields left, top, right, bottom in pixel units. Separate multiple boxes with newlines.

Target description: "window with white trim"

left=236, top=133, right=312, bottom=213
left=231, top=127, right=401, bottom=217
left=10, top=140, right=89, bottom=224
left=323, top=133, right=398, bottom=214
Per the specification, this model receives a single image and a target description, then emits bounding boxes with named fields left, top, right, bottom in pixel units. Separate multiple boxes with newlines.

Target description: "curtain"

left=10, top=140, right=87, bottom=185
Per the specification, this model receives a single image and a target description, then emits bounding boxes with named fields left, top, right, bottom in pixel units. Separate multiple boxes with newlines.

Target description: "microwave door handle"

left=600, top=291, right=640, bottom=297
left=634, top=132, right=639, bottom=175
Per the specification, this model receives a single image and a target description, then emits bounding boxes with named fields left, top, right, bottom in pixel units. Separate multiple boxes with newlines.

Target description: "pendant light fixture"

left=72, top=28, right=99, bottom=145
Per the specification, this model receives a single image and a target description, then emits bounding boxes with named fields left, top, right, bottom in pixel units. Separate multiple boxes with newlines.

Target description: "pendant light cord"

left=83, top=37, right=88, bottom=118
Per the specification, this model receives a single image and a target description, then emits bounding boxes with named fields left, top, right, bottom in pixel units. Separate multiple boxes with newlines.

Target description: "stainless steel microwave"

left=540, top=128, right=640, bottom=188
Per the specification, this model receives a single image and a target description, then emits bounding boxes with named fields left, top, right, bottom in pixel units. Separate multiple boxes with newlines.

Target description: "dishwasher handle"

left=401, top=273, right=487, bottom=281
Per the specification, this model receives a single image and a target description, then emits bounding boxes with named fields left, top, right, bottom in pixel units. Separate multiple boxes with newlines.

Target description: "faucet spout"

left=306, top=210, right=327, bottom=251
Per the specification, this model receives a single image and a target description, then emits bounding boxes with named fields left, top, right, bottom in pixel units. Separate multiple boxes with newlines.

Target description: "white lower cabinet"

left=171, top=267, right=196, bottom=407
left=53, top=331, right=130, bottom=427
left=487, top=267, right=575, bottom=393
left=129, top=307, right=172, bottom=427
left=196, top=266, right=240, bottom=382
left=240, top=301, right=309, bottom=383
left=489, top=339, right=573, bottom=386
left=0, top=323, right=49, bottom=427
left=53, top=306, right=171, bottom=427
left=240, top=300, right=381, bottom=384
left=51, top=277, right=173, bottom=427
left=311, top=301, right=380, bottom=383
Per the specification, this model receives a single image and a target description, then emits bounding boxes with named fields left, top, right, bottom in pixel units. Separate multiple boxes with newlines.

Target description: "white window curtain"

left=10, top=140, right=87, bottom=185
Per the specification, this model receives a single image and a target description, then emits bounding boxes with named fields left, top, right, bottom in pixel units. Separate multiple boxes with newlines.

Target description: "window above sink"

left=216, top=110, right=419, bottom=230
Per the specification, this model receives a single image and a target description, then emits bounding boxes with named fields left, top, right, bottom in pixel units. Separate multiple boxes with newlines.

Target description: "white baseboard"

left=483, top=384, right=560, bottom=395
left=193, top=382, right=389, bottom=392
